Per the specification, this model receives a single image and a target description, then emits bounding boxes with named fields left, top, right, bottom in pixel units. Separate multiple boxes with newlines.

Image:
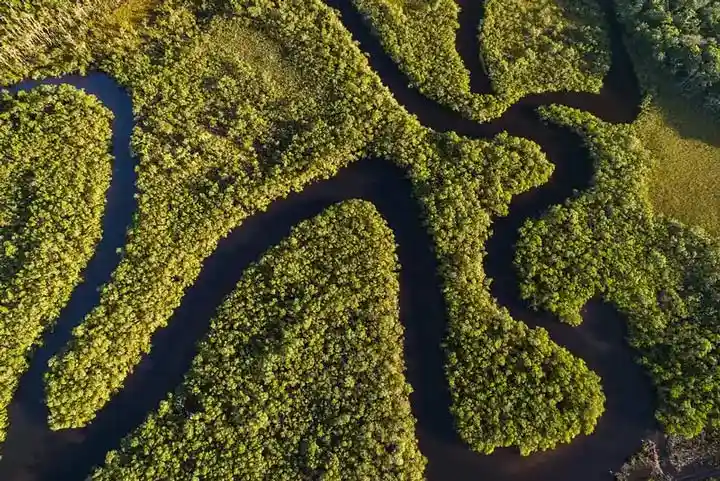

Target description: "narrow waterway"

left=0, top=0, right=659, bottom=480
left=321, top=3, right=656, bottom=480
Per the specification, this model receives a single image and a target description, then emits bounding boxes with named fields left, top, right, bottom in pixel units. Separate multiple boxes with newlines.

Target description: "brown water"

left=0, top=1, right=659, bottom=480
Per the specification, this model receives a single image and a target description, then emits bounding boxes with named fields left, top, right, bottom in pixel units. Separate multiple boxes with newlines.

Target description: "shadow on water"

left=0, top=0, right=659, bottom=479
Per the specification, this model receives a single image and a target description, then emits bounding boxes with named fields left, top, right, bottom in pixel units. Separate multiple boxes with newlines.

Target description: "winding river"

left=0, top=1, right=659, bottom=480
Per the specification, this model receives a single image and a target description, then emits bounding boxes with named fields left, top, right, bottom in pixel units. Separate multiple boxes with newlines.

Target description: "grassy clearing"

left=634, top=86, right=720, bottom=239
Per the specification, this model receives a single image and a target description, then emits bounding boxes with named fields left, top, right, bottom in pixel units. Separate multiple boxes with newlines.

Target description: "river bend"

left=0, top=1, right=657, bottom=480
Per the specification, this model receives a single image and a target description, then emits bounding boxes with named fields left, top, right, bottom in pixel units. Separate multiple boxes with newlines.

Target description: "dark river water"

left=0, top=1, right=658, bottom=480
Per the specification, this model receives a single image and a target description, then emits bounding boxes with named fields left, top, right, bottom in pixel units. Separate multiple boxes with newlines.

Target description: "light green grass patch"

left=635, top=88, right=720, bottom=238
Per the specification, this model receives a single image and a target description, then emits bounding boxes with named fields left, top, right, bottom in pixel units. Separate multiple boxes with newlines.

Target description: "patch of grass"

left=0, top=0, right=161, bottom=85
left=104, top=0, right=160, bottom=31
left=634, top=85, right=720, bottom=238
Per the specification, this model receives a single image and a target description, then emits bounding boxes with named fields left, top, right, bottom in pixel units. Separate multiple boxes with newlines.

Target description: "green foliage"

left=515, top=106, right=720, bottom=438
left=0, top=0, right=157, bottom=85
left=617, top=0, right=720, bottom=114
left=90, top=200, right=426, bottom=480
left=0, top=85, right=112, bottom=445
left=44, top=1, right=395, bottom=430
left=352, top=0, right=505, bottom=121
left=352, top=0, right=610, bottom=121
left=482, top=0, right=609, bottom=97
left=375, top=127, right=605, bottom=455
left=5, top=0, right=609, bottom=458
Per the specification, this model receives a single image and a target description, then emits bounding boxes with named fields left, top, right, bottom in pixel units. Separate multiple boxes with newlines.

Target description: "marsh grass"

left=0, top=0, right=158, bottom=84
left=635, top=79, right=720, bottom=238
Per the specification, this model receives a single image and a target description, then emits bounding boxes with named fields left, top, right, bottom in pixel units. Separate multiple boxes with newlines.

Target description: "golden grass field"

left=634, top=82, right=720, bottom=238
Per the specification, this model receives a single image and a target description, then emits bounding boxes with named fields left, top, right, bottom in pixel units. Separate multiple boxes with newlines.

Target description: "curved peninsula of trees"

left=0, top=85, right=112, bottom=444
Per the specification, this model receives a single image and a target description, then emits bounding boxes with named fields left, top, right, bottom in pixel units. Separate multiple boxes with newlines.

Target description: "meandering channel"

left=0, top=1, right=659, bottom=480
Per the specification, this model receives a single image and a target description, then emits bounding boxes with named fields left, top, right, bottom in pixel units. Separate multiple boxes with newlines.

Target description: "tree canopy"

left=0, top=84, right=112, bottom=445
left=90, top=200, right=426, bottom=481
left=618, top=0, right=720, bottom=114
left=482, top=0, right=609, bottom=98
left=516, top=106, right=720, bottom=438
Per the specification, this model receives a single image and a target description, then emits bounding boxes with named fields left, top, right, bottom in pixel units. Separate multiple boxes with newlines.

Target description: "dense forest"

left=0, top=0, right=718, bottom=478
left=482, top=0, right=609, bottom=97
left=515, top=106, right=719, bottom=439
left=89, top=200, right=426, bottom=480
left=375, top=129, right=605, bottom=454
left=0, top=85, right=112, bottom=445
left=25, top=0, right=608, bottom=459
left=617, top=0, right=720, bottom=113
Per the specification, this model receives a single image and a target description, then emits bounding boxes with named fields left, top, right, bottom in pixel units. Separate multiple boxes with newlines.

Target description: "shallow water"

left=0, top=1, right=657, bottom=480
